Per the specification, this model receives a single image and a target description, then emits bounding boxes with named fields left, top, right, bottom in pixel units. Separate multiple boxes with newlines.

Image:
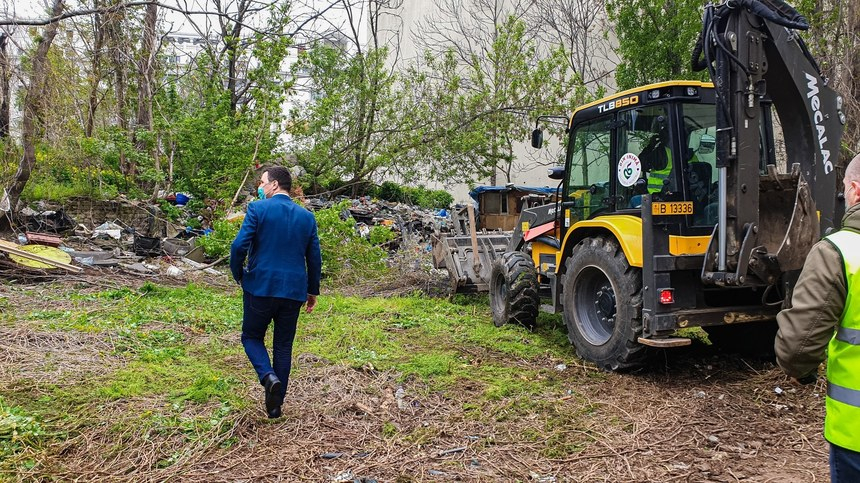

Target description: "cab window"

left=680, top=103, right=718, bottom=226
left=566, top=117, right=611, bottom=219
left=616, top=106, right=673, bottom=209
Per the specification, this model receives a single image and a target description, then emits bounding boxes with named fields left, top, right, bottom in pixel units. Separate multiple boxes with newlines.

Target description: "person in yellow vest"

left=775, top=153, right=860, bottom=482
left=641, top=118, right=674, bottom=194
left=647, top=147, right=672, bottom=194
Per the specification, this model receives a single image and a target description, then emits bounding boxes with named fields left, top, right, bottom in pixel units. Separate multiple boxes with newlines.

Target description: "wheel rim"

left=491, top=271, right=507, bottom=314
left=573, top=265, right=616, bottom=345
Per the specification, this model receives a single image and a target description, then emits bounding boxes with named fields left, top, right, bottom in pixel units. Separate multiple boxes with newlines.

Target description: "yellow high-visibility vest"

left=823, top=228, right=860, bottom=452
left=648, top=147, right=672, bottom=194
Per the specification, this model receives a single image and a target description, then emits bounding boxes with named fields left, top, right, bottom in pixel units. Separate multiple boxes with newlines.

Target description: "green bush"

left=314, top=201, right=389, bottom=283
left=158, top=200, right=184, bottom=222
left=368, top=225, right=396, bottom=246
left=196, top=218, right=241, bottom=259
left=377, top=181, right=404, bottom=202
left=373, top=181, right=452, bottom=209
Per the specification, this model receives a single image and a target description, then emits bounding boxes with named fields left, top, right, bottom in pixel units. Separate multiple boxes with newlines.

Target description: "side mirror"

left=531, top=128, right=543, bottom=149
left=547, top=166, right=565, bottom=180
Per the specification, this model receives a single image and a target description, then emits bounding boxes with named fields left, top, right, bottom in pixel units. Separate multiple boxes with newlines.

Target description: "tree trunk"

left=0, top=33, right=10, bottom=138
left=135, top=2, right=156, bottom=149
left=846, top=0, right=860, bottom=153
left=137, top=2, right=157, bottom=197
left=8, top=0, right=65, bottom=211
left=85, top=3, right=104, bottom=138
left=105, top=3, right=130, bottom=175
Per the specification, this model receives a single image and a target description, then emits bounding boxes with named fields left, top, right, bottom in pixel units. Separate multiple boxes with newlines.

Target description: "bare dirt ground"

left=1, top=272, right=828, bottom=482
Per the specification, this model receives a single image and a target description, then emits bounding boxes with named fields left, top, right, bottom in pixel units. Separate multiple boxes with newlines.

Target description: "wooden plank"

left=0, top=240, right=83, bottom=273
left=467, top=204, right=481, bottom=273
left=637, top=337, right=691, bottom=348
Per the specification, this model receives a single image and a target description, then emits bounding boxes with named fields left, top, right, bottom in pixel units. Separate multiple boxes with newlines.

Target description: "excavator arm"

left=693, top=0, right=845, bottom=287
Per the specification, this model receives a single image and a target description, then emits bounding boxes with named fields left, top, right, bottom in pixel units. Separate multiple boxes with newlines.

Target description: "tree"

left=0, top=32, right=10, bottom=138
left=527, top=0, right=615, bottom=93
left=0, top=0, right=344, bottom=208
left=8, top=0, right=66, bottom=211
left=606, top=0, right=707, bottom=90
left=794, top=0, right=860, bottom=158
left=408, top=0, right=579, bottom=184
left=286, top=0, right=413, bottom=196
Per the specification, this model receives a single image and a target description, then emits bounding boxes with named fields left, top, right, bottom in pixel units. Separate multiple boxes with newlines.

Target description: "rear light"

left=659, top=288, right=674, bottom=305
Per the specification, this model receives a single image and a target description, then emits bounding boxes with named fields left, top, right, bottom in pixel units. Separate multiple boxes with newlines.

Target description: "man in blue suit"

left=230, top=166, right=322, bottom=418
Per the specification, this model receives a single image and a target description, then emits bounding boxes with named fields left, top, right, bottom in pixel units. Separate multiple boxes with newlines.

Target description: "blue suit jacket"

left=230, top=194, right=322, bottom=301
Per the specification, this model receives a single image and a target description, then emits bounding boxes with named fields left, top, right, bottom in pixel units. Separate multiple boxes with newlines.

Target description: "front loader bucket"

left=431, top=233, right=510, bottom=292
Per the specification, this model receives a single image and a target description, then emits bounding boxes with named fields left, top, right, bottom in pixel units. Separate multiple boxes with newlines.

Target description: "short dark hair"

left=264, top=166, right=292, bottom=192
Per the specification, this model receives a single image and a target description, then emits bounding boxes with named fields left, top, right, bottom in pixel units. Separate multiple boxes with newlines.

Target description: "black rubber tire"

left=489, top=251, right=539, bottom=328
left=563, top=236, right=646, bottom=371
left=704, top=321, right=778, bottom=359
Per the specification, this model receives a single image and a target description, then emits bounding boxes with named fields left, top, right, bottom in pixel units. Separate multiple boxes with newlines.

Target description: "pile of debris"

left=1, top=194, right=456, bottom=286
left=1, top=197, right=222, bottom=283
left=304, top=196, right=451, bottom=248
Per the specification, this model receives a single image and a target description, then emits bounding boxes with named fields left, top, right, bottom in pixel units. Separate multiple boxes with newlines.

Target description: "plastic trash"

left=93, top=222, right=123, bottom=240
left=395, top=387, right=408, bottom=410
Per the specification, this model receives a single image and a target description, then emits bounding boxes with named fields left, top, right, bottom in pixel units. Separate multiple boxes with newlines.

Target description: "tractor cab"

left=557, top=82, right=719, bottom=239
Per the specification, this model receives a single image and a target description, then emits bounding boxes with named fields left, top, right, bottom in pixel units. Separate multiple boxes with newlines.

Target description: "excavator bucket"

left=749, top=165, right=820, bottom=282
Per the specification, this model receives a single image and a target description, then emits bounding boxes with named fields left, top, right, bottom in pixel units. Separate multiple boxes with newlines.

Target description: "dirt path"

left=179, top=354, right=828, bottom=482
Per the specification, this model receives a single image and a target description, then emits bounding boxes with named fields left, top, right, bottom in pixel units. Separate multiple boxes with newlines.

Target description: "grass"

left=0, top=280, right=590, bottom=477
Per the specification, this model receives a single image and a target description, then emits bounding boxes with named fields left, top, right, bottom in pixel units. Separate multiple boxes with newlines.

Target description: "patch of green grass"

left=115, top=328, right=187, bottom=362
left=32, top=283, right=242, bottom=333
left=398, top=352, right=462, bottom=385
left=381, top=421, right=398, bottom=438
left=97, top=352, right=242, bottom=406
left=2, top=280, right=602, bottom=477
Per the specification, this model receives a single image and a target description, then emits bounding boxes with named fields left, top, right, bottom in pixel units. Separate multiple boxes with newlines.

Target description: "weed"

left=197, top=218, right=241, bottom=259
left=0, top=399, right=43, bottom=459
left=381, top=421, right=398, bottom=438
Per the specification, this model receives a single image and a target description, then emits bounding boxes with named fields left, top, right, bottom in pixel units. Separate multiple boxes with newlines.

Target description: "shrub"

left=374, top=181, right=452, bottom=209
left=368, top=225, right=396, bottom=246
left=314, top=201, right=389, bottom=283
left=197, top=217, right=241, bottom=259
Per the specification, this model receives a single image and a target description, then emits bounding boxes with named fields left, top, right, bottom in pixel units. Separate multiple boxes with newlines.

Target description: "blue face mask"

left=257, top=187, right=266, bottom=200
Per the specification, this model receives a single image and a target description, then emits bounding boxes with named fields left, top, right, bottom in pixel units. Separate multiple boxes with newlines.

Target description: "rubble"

left=303, top=195, right=450, bottom=248
left=2, top=193, right=456, bottom=287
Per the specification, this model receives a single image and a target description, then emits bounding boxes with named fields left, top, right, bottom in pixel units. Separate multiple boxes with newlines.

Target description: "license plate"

left=652, top=201, right=694, bottom=216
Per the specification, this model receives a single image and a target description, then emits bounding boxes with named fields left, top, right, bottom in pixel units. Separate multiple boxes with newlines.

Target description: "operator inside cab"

left=639, top=116, right=677, bottom=195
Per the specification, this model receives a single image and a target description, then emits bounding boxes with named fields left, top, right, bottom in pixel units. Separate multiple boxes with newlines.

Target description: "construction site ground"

left=0, top=270, right=827, bottom=482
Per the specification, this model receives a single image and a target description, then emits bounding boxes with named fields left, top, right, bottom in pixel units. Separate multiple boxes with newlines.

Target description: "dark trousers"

left=831, top=443, right=860, bottom=483
left=241, top=291, right=303, bottom=402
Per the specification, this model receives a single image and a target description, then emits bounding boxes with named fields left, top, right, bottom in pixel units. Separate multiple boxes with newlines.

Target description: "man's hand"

left=305, top=294, right=317, bottom=313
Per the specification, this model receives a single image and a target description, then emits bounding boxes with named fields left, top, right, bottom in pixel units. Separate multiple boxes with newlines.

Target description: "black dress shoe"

left=262, top=374, right=282, bottom=416
left=267, top=406, right=282, bottom=419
